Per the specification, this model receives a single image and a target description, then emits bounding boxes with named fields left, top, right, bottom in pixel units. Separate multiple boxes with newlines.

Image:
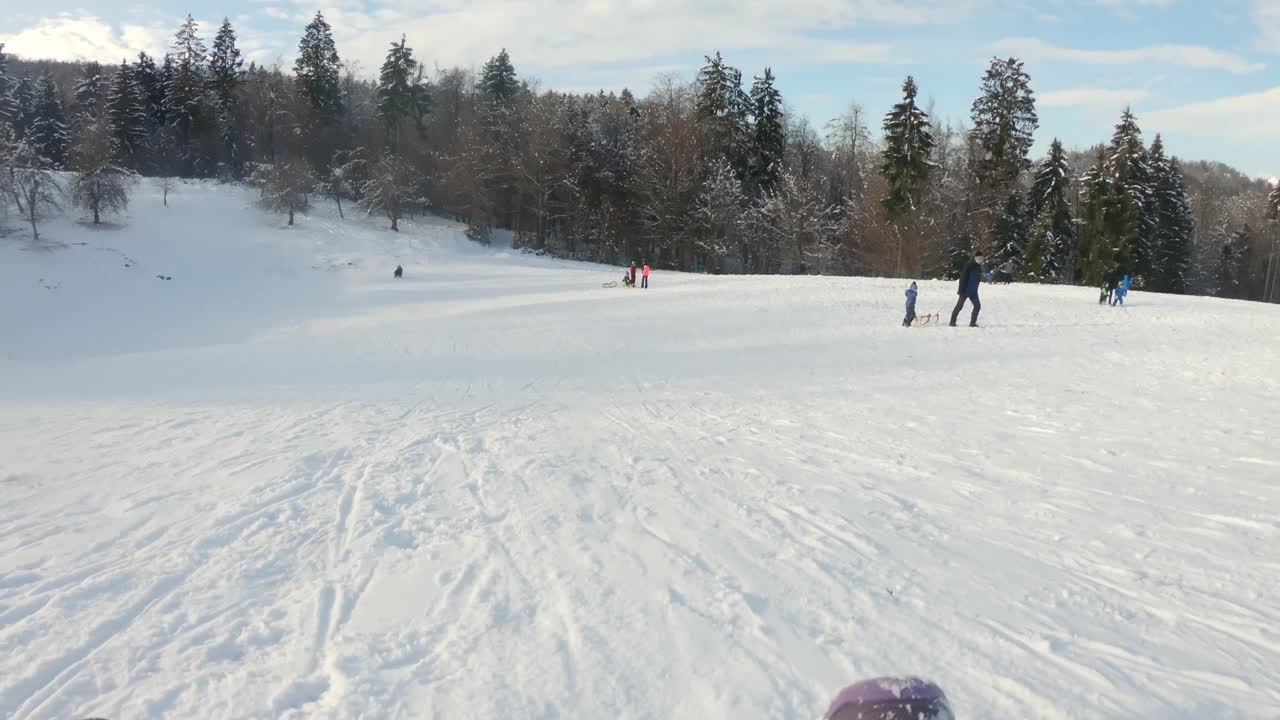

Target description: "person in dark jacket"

left=950, top=252, right=984, bottom=327
left=903, top=281, right=919, bottom=327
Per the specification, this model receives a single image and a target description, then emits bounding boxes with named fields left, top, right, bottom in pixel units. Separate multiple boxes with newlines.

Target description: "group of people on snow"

left=904, top=251, right=985, bottom=328
left=1101, top=269, right=1130, bottom=306
left=902, top=250, right=1139, bottom=328
left=623, top=260, right=651, bottom=289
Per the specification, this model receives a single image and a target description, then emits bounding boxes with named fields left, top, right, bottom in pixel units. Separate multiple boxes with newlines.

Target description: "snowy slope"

left=1, top=180, right=1278, bottom=720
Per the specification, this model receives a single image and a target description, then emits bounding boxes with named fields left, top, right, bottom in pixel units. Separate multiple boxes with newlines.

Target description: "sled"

left=602, top=281, right=618, bottom=288
left=911, top=313, right=941, bottom=327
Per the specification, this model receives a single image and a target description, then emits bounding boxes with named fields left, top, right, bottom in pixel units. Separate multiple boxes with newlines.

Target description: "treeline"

left=1, top=15, right=1277, bottom=301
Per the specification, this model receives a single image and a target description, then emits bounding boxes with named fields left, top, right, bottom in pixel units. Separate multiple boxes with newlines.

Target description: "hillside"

left=1, top=180, right=1278, bottom=719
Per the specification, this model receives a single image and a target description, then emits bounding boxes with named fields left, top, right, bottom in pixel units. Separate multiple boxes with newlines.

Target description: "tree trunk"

left=28, top=192, right=39, bottom=242
left=335, top=194, right=344, bottom=219
left=93, top=204, right=101, bottom=225
left=164, top=186, right=169, bottom=206
left=288, top=208, right=295, bottom=226
left=9, top=169, right=23, bottom=214
left=391, top=213, right=399, bottom=232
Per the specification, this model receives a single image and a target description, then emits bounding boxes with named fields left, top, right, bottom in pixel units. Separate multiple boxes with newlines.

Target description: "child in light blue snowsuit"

left=903, top=281, right=919, bottom=327
left=1112, top=275, right=1130, bottom=306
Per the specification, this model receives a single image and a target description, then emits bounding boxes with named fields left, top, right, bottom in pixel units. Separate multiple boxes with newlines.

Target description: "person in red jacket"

left=629, top=261, right=637, bottom=287
left=641, top=262, right=651, bottom=288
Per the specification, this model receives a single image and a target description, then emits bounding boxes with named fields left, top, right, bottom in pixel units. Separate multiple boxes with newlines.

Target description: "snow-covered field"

left=1, top=180, right=1278, bottom=720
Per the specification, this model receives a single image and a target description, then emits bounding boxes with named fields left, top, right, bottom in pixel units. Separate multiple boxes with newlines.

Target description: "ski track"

left=1, top=181, right=1279, bottom=718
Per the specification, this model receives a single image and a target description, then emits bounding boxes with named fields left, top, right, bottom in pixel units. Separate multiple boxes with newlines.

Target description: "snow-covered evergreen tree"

left=165, top=15, right=208, bottom=160
left=479, top=48, right=519, bottom=106
left=748, top=68, right=784, bottom=195
left=133, top=52, right=166, bottom=131
left=376, top=36, right=428, bottom=147
left=74, top=61, right=106, bottom=121
left=11, top=75, right=34, bottom=141
left=294, top=12, right=342, bottom=117
left=106, top=61, right=147, bottom=164
left=30, top=71, right=70, bottom=166
left=1025, top=138, right=1074, bottom=281
left=1076, top=148, right=1112, bottom=286
left=1148, top=136, right=1194, bottom=294
left=880, top=75, right=935, bottom=224
left=209, top=20, right=243, bottom=108
left=0, top=44, right=17, bottom=127
left=991, top=191, right=1029, bottom=267
left=970, top=56, right=1038, bottom=195
left=1104, top=108, right=1155, bottom=282
left=209, top=18, right=244, bottom=176
left=695, top=52, right=750, bottom=177
left=1269, top=182, right=1280, bottom=220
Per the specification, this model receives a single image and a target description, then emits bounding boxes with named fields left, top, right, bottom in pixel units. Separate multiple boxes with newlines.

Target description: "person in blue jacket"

left=1112, top=274, right=1131, bottom=306
left=903, top=281, right=919, bottom=327
left=950, top=251, right=985, bottom=327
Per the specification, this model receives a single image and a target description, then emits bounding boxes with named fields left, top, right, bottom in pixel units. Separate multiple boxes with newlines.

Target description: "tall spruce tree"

left=376, top=36, right=428, bottom=148
left=1076, top=148, right=1112, bottom=286
left=970, top=57, right=1038, bottom=197
left=748, top=67, right=784, bottom=195
left=0, top=44, right=17, bottom=126
left=209, top=18, right=244, bottom=176
left=295, top=12, right=342, bottom=117
left=133, top=52, right=166, bottom=130
left=1148, top=135, right=1194, bottom=293
left=74, top=61, right=107, bottom=121
left=1104, top=107, right=1154, bottom=282
left=30, top=71, right=69, bottom=166
left=1269, top=183, right=1280, bottom=220
left=106, top=61, right=147, bottom=164
left=880, top=75, right=935, bottom=224
left=12, top=76, right=35, bottom=141
left=165, top=15, right=208, bottom=161
left=478, top=48, right=519, bottom=106
left=209, top=20, right=243, bottom=108
left=695, top=52, right=750, bottom=177
left=1024, top=138, right=1074, bottom=281
left=991, top=191, right=1029, bottom=267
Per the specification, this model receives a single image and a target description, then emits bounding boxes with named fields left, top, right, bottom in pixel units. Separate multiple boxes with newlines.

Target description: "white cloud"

left=1142, top=87, right=1280, bottom=141
left=1038, top=86, right=1151, bottom=108
left=0, top=14, right=169, bottom=63
left=1257, top=0, right=1280, bottom=52
left=986, top=36, right=1265, bottom=74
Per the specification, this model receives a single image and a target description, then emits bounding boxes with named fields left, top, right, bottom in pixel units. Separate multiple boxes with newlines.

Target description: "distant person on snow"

left=950, top=252, right=984, bottom=327
left=903, top=281, right=919, bottom=327
left=1112, top=274, right=1131, bottom=306
left=642, top=262, right=651, bottom=289
left=394, top=265, right=403, bottom=278
left=622, top=270, right=633, bottom=287
left=630, top=261, right=638, bottom=287
left=1101, top=269, right=1120, bottom=305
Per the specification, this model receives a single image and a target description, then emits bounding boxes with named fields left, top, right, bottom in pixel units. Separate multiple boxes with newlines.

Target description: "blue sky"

left=2, top=0, right=1278, bottom=180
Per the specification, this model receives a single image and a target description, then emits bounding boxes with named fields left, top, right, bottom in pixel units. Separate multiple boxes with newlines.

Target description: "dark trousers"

left=950, top=294, right=981, bottom=326
left=903, top=308, right=916, bottom=326
left=642, top=276, right=648, bottom=288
